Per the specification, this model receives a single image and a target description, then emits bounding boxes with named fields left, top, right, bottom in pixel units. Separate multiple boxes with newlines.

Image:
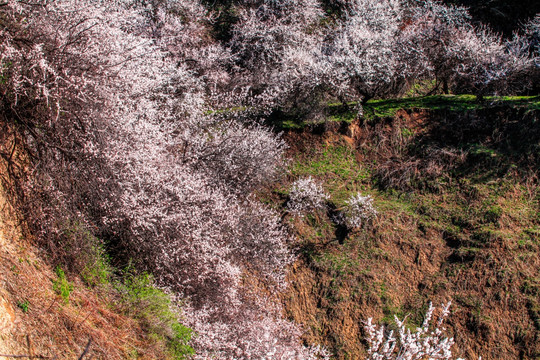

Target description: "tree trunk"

left=442, top=79, right=449, bottom=94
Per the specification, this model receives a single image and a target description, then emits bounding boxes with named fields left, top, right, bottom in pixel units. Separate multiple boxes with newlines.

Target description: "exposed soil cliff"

left=279, top=106, right=540, bottom=359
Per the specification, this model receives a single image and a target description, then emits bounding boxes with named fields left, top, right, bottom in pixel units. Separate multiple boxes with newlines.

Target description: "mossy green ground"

left=273, top=95, right=540, bottom=129
left=361, top=95, right=540, bottom=119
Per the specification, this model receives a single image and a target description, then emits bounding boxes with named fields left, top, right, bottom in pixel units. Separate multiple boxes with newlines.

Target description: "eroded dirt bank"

left=280, top=106, right=540, bottom=359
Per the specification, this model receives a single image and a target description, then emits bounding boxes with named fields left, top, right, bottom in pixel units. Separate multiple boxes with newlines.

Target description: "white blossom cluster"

left=229, top=0, right=538, bottom=109
left=523, top=15, right=540, bottom=67
left=287, top=177, right=330, bottom=216
left=340, top=193, right=377, bottom=229
left=365, top=302, right=474, bottom=360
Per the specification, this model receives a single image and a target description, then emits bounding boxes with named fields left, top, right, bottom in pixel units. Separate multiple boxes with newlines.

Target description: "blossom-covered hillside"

left=0, top=0, right=538, bottom=358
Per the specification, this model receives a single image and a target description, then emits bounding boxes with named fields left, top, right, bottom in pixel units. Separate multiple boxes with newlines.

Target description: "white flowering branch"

left=365, top=301, right=478, bottom=360
left=339, top=193, right=377, bottom=229
left=287, top=177, right=330, bottom=216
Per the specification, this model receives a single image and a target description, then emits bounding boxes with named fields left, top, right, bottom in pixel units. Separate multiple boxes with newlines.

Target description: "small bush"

left=81, top=243, right=112, bottom=288
left=484, top=205, right=502, bottom=224
left=52, top=266, right=73, bottom=304
left=56, top=221, right=110, bottom=275
left=17, top=300, right=29, bottom=313
left=339, top=193, right=377, bottom=229
left=288, top=177, right=330, bottom=216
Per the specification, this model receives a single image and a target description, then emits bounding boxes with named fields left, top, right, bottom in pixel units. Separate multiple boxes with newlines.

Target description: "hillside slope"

left=269, top=99, right=540, bottom=359
left=0, top=130, right=169, bottom=359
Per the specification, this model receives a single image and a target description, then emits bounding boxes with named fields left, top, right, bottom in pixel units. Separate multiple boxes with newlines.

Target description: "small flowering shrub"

left=340, top=193, right=377, bottom=229
left=287, top=177, right=330, bottom=216
left=365, top=301, right=467, bottom=360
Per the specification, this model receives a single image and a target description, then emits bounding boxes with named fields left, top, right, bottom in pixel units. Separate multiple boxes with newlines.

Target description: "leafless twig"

left=77, top=338, right=92, bottom=360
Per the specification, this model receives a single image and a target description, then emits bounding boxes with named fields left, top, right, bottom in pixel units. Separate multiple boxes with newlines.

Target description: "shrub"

left=81, top=242, right=112, bottom=288
left=58, top=221, right=113, bottom=283
left=484, top=205, right=503, bottom=224
left=365, top=301, right=467, bottom=360
left=53, top=266, right=74, bottom=304
left=339, top=193, right=377, bottom=229
left=287, top=177, right=330, bottom=216
left=17, top=300, right=30, bottom=313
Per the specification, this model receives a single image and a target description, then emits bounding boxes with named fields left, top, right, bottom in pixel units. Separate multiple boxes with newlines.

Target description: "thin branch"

left=77, top=338, right=92, bottom=360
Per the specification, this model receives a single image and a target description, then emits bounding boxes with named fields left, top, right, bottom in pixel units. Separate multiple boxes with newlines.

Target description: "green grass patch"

left=363, top=95, right=478, bottom=119
left=365, top=95, right=540, bottom=119
left=290, top=144, right=370, bottom=205
left=266, top=94, right=540, bottom=130
left=328, top=95, right=540, bottom=123
left=376, top=195, right=417, bottom=217
left=314, top=251, right=361, bottom=277
left=118, top=270, right=194, bottom=359
left=53, top=266, right=74, bottom=304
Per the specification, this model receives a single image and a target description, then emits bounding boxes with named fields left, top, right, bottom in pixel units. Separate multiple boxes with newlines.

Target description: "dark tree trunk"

left=442, top=79, right=449, bottom=95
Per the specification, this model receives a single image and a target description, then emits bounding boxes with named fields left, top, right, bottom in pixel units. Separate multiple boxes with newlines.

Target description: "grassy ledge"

left=271, top=95, right=540, bottom=130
